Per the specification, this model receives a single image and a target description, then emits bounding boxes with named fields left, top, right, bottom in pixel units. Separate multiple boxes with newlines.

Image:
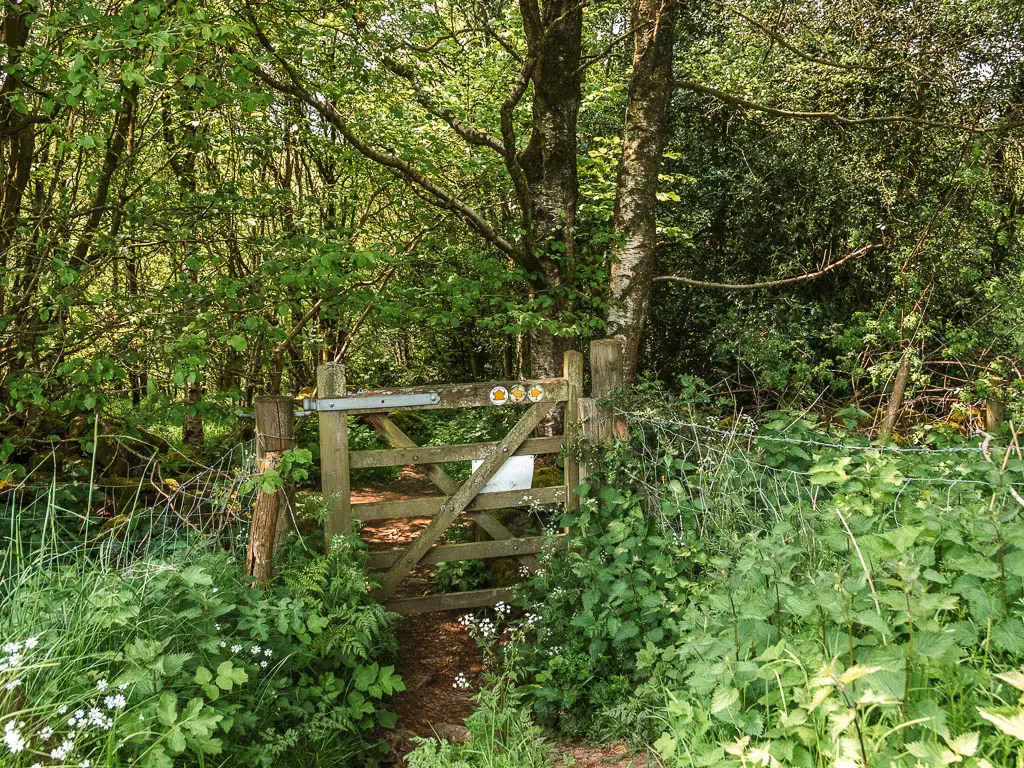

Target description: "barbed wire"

left=622, top=412, right=1003, bottom=455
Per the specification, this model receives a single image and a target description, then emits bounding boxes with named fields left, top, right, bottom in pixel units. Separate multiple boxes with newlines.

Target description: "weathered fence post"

left=247, top=395, right=295, bottom=585
left=318, top=362, right=351, bottom=544
left=563, top=349, right=584, bottom=510
left=578, top=397, right=599, bottom=482
left=590, top=338, right=625, bottom=443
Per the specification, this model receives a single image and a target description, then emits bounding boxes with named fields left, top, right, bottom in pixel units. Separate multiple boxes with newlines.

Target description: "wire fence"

left=0, top=439, right=259, bottom=576
left=613, top=408, right=1024, bottom=549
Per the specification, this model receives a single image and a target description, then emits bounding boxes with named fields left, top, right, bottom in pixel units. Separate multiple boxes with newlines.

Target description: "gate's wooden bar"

left=563, top=350, right=584, bottom=510
left=354, top=485, right=567, bottom=522
left=386, top=587, right=517, bottom=617
left=376, top=399, right=558, bottom=599
left=350, top=436, right=563, bottom=469
left=319, top=363, right=351, bottom=543
left=336, top=378, right=568, bottom=414
left=363, top=414, right=459, bottom=495
left=369, top=535, right=550, bottom=569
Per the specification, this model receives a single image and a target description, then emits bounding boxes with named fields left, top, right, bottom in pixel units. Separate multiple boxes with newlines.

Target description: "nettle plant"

left=514, top=409, right=1024, bottom=766
left=0, top=534, right=402, bottom=767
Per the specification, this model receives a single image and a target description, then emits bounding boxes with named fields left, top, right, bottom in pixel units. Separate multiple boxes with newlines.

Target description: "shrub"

left=0, top=533, right=403, bottom=767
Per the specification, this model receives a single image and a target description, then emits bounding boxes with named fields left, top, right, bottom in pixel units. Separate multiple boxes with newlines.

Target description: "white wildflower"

left=95, top=679, right=108, bottom=692
left=264, top=648, right=272, bottom=657
left=38, top=726, right=53, bottom=741
left=117, top=682, right=130, bottom=691
left=231, top=644, right=242, bottom=654
left=453, top=673, right=471, bottom=690
left=57, top=706, right=68, bottom=715
left=260, top=661, right=268, bottom=669
left=251, top=645, right=261, bottom=655
left=23, top=637, right=38, bottom=650
left=219, top=641, right=227, bottom=648
left=80, top=760, right=91, bottom=767
left=215, top=624, right=221, bottom=631
left=2, top=642, right=21, bottom=654
left=105, top=696, right=128, bottom=716
left=3, top=720, right=26, bottom=754
left=50, top=738, right=75, bottom=760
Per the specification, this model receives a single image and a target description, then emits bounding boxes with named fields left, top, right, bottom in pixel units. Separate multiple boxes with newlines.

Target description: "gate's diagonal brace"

left=375, top=400, right=557, bottom=599
left=363, top=413, right=536, bottom=567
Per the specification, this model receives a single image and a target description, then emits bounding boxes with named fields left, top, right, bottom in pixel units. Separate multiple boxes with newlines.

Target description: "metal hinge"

left=300, top=392, right=440, bottom=414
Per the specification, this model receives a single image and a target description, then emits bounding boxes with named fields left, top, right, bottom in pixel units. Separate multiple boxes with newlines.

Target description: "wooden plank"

left=590, top=339, right=624, bottom=443
left=354, top=485, right=566, bottom=522
left=349, top=436, right=563, bottom=469
left=319, top=363, right=351, bottom=543
left=563, top=350, right=583, bottom=511
left=385, top=587, right=517, bottom=616
left=337, top=378, right=568, bottom=414
left=368, top=535, right=549, bottom=569
left=376, top=399, right=557, bottom=599
left=363, top=414, right=459, bottom=495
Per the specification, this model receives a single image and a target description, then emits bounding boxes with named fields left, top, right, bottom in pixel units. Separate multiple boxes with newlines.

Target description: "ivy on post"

left=318, top=362, right=351, bottom=545
left=247, top=395, right=295, bottom=585
left=563, top=349, right=584, bottom=510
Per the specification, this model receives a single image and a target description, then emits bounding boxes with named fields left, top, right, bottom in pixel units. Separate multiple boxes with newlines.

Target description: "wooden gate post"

left=590, top=338, right=624, bottom=444
left=248, top=396, right=295, bottom=585
left=563, top=350, right=584, bottom=510
left=318, top=363, right=351, bottom=544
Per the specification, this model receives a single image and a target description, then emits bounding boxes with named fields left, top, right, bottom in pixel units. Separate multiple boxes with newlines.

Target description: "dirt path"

left=353, top=468, right=647, bottom=767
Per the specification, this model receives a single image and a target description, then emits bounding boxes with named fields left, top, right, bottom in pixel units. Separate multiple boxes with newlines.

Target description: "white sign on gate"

left=471, top=455, right=535, bottom=493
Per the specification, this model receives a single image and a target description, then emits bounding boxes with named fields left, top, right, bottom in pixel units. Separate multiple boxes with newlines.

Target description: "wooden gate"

left=312, top=350, right=585, bottom=616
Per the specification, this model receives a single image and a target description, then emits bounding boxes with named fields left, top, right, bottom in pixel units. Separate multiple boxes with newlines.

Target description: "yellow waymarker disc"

left=509, top=385, right=526, bottom=403
left=489, top=386, right=510, bottom=405
left=527, top=385, right=544, bottom=402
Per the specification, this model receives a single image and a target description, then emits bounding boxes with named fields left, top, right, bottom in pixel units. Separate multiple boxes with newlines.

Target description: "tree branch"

left=676, top=78, right=1017, bottom=134
left=242, top=14, right=524, bottom=263
left=653, top=243, right=879, bottom=290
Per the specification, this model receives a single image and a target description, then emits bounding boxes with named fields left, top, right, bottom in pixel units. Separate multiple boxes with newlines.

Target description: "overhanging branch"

left=653, top=243, right=879, bottom=290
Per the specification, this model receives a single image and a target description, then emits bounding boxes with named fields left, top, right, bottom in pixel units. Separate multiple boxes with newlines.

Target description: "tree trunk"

left=520, top=0, right=584, bottom=387
left=606, top=0, right=678, bottom=386
left=183, top=384, right=205, bottom=446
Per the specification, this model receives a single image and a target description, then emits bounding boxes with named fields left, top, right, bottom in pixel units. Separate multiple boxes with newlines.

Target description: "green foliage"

left=405, top=678, right=553, bottom=768
left=0, top=533, right=402, bottom=767
left=513, top=406, right=1024, bottom=767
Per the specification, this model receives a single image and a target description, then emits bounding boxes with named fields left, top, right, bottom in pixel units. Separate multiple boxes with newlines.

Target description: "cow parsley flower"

left=230, top=644, right=242, bottom=654
left=453, top=673, right=470, bottom=690
left=105, top=695, right=127, bottom=711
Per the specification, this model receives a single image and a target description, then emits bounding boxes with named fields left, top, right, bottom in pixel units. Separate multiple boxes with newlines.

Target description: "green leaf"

left=194, top=666, right=212, bottom=685
left=157, top=692, right=178, bottom=726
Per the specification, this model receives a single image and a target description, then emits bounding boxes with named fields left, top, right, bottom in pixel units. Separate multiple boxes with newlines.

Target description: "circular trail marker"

left=509, top=384, right=526, bottom=403
left=489, top=386, right=510, bottom=405
left=527, top=384, right=545, bottom=402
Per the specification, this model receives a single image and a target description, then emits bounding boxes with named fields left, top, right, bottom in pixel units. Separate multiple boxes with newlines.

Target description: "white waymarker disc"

left=527, top=384, right=545, bottom=402
left=489, top=386, right=510, bottom=405
left=509, top=384, right=526, bottom=403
